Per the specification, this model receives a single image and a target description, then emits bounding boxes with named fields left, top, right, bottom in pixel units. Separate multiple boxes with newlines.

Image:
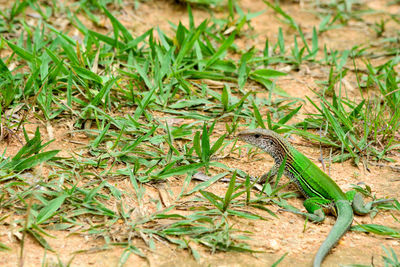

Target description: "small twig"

left=191, top=172, right=264, bottom=191
left=368, top=162, right=400, bottom=173
left=66, top=140, right=87, bottom=145
left=318, top=126, right=327, bottom=173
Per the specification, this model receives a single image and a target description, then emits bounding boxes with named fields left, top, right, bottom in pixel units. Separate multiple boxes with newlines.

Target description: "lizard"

left=238, top=128, right=390, bottom=267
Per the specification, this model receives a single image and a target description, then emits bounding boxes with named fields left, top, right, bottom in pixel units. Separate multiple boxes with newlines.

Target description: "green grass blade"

left=36, top=195, right=67, bottom=224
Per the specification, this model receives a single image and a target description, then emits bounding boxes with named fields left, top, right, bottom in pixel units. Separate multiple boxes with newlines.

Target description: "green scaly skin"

left=238, top=128, right=387, bottom=267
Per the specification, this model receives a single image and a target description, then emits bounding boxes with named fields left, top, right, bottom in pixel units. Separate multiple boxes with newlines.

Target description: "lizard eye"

left=254, top=134, right=260, bottom=138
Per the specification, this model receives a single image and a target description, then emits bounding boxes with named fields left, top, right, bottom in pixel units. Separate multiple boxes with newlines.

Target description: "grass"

left=0, top=0, right=399, bottom=266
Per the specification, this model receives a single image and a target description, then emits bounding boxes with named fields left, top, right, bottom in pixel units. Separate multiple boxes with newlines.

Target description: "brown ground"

left=0, top=0, right=399, bottom=267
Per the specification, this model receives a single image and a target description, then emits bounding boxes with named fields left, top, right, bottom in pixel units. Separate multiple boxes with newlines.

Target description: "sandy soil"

left=0, top=0, right=399, bottom=266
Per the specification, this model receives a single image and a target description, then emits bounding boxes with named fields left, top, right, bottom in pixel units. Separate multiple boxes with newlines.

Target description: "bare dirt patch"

left=0, top=0, right=399, bottom=267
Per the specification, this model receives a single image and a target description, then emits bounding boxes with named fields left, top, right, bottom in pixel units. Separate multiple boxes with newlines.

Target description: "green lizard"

left=238, top=128, right=390, bottom=267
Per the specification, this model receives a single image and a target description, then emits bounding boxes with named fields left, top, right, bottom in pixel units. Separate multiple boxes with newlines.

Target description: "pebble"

left=269, top=239, right=280, bottom=250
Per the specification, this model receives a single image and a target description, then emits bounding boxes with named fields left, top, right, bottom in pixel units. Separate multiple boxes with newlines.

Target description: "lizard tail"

left=313, top=200, right=354, bottom=267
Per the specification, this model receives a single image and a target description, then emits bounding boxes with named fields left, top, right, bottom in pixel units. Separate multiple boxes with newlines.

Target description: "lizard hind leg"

left=302, top=197, right=332, bottom=223
left=281, top=197, right=331, bottom=223
left=346, top=191, right=394, bottom=215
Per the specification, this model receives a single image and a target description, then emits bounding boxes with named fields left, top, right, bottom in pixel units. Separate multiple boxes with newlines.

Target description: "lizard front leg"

left=259, top=165, right=279, bottom=184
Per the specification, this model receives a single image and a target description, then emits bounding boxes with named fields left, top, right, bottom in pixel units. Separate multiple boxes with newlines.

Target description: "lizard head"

left=237, top=128, right=286, bottom=156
